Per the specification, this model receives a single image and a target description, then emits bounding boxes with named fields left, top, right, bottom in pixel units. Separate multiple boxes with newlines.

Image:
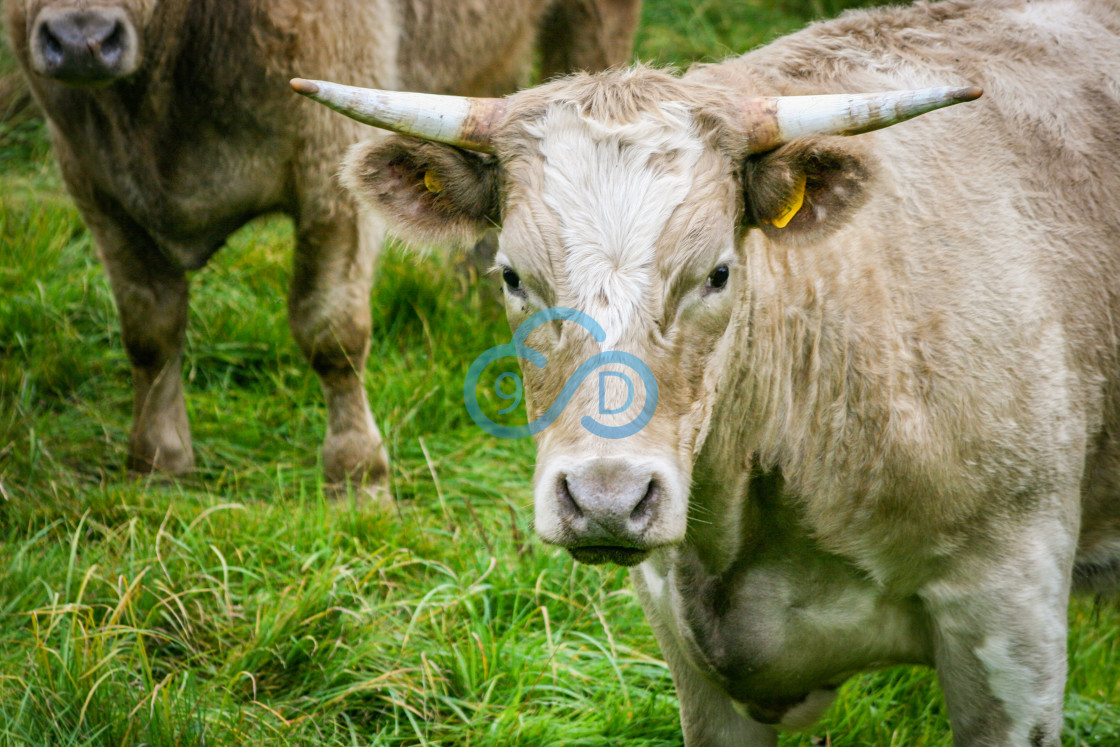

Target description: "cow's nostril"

left=98, top=22, right=125, bottom=64
left=557, top=474, right=583, bottom=518
left=40, top=25, right=65, bottom=66
left=631, top=478, right=659, bottom=523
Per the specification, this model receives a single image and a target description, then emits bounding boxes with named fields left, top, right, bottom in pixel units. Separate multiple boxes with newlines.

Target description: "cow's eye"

left=706, top=265, right=730, bottom=291
left=502, top=267, right=524, bottom=294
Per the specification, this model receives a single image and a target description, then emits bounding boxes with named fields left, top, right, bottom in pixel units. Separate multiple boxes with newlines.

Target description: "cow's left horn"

left=290, top=78, right=504, bottom=153
left=742, top=86, right=983, bottom=153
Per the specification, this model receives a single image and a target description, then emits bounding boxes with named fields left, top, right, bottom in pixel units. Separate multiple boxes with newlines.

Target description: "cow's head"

left=292, top=70, right=980, bottom=566
left=12, top=0, right=157, bottom=85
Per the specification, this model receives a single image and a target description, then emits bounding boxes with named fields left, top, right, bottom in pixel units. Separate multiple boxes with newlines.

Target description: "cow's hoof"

left=323, top=431, right=391, bottom=503
left=327, top=480, right=395, bottom=510
left=127, top=437, right=194, bottom=476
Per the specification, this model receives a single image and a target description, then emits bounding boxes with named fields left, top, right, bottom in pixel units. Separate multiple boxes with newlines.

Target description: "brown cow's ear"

left=341, top=135, right=500, bottom=248
left=742, top=137, right=872, bottom=241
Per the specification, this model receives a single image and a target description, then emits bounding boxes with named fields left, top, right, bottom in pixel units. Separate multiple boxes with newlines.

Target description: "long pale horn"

left=291, top=78, right=504, bottom=153
left=741, top=86, right=982, bottom=153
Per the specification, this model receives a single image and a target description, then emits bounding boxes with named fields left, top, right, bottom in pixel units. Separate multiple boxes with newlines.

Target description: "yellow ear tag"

left=424, top=171, right=443, bottom=195
left=769, top=174, right=806, bottom=229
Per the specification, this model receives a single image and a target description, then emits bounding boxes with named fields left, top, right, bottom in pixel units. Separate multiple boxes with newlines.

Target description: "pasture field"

left=1, top=1, right=1118, bottom=745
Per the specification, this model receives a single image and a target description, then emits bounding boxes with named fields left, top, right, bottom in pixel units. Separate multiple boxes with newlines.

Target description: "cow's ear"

left=341, top=135, right=500, bottom=247
left=741, top=137, right=872, bottom=241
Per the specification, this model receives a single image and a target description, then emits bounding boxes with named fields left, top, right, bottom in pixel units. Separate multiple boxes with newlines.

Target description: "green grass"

left=1, top=1, right=1118, bottom=745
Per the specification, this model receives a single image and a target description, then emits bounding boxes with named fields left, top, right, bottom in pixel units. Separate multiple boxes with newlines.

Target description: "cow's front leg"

left=672, top=654, right=779, bottom=747
left=920, top=517, right=1075, bottom=747
left=94, top=214, right=193, bottom=474
left=289, top=208, right=388, bottom=495
left=633, top=564, right=779, bottom=747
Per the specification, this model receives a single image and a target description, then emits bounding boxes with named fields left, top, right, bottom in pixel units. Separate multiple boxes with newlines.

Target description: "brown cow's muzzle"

left=30, top=7, right=139, bottom=85
left=535, top=455, right=688, bottom=566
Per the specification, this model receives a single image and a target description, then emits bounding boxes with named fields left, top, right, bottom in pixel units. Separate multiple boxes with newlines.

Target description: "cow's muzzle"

left=536, top=456, right=686, bottom=566
left=30, top=7, right=139, bottom=85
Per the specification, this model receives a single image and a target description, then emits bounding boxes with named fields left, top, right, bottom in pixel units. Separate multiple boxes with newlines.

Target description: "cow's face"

left=15, top=0, right=157, bottom=85
left=489, top=99, right=744, bottom=565
left=337, top=69, right=963, bottom=564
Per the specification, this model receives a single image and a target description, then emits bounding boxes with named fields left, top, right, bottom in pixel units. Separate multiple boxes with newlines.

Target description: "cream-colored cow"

left=300, top=0, right=1120, bottom=743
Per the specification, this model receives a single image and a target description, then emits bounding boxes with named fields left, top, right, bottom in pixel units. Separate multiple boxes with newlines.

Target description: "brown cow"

left=3, top=0, right=641, bottom=492
left=297, top=0, right=1120, bottom=743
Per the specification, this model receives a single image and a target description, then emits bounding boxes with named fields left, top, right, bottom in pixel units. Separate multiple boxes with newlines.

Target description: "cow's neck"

left=700, top=227, right=945, bottom=573
left=111, top=0, right=273, bottom=132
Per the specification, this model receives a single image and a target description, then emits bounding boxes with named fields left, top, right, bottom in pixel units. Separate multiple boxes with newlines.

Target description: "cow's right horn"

left=291, top=78, right=504, bottom=154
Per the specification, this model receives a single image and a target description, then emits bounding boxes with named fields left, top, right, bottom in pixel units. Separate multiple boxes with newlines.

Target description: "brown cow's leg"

left=93, top=217, right=193, bottom=475
left=289, top=207, right=389, bottom=497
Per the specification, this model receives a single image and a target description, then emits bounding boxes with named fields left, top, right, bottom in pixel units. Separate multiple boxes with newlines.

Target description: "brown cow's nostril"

left=97, top=23, right=126, bottom=64
left=40, top=25, right=65, bottom=66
